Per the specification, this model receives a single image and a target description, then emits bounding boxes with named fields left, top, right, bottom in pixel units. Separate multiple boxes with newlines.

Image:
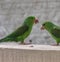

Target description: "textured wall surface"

left=0, top=45, right=60, bottom=62
left=0, top=0, right=60, bottom=45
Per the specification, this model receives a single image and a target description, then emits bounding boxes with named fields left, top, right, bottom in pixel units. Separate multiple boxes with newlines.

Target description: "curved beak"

left=41, top=25, right=45, bottom=30
left=35, top=19, right=39, bottom=24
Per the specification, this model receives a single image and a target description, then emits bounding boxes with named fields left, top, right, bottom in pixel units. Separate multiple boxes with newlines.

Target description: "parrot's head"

left=24, top=16, right=39, bottom=26
left=41, top=21, right=55, bottom=31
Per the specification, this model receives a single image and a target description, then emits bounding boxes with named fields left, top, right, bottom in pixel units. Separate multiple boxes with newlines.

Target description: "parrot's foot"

left=19, top=40, right=32, bottom=45
left=52, top=43, right=59, bottom=46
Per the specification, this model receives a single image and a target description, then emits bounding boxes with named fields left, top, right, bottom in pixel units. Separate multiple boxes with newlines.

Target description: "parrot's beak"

left=41, top=25, right=45, bottom=30
left=35, top=19, right=39, bottom=24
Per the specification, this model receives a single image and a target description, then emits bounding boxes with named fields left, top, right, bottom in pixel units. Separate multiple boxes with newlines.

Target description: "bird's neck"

left=46, top=26, right=55, bottom=33
left=29, top=24, right=34, bottom=30
left=26, top=22, right=34, bottom=28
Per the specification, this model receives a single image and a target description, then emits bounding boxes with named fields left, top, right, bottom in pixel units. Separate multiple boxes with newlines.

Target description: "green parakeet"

left=0, top=16, right=39, bottom=44
left=41, top=21, right=60, bottom=46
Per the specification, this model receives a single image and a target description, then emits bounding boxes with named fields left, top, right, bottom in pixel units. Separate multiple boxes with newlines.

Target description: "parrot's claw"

left=51, top=43, right=59, bottom=46
left=19, top=40, right=32, bottom=45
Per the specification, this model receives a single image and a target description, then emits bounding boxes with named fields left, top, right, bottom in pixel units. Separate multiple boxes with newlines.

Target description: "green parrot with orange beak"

left=41, top=21, right=60, bottom=46
left=0, top=16, right=39, bottom=44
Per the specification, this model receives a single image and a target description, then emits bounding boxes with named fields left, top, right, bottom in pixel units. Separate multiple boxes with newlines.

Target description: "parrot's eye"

left=43, top=24, right=45, bottom=26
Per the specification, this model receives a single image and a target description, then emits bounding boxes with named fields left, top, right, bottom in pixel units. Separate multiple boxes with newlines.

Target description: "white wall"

left=0, top=0, right=60, bottom=45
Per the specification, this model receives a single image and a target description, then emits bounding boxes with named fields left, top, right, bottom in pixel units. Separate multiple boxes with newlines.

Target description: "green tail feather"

left=0, top=37, right=11, bottom=42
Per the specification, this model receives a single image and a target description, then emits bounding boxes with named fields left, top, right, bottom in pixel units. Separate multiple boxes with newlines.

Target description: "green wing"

left=51, top=28, right=60, bottom=38
left=8, top=24, right=29, bottom=38
left=0, top=24, right=29, bottom=41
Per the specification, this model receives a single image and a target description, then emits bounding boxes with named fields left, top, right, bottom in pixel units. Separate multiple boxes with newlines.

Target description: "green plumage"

left=51, top=28, right=60, bottom=38
left=0, top=16, right=35, bottom=44
left=42, top=21, right=60, bottom=45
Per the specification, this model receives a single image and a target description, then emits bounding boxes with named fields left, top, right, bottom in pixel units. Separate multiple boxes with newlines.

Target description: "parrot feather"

left=41, top=21, right=60, bottom=46
left=0, top=16, right=39, bottom=44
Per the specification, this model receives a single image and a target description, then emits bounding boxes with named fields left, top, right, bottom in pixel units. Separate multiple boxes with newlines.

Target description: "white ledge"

left=0, top=44, right=60, bottom=62
left=0, top=44, right=60, bottom=50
